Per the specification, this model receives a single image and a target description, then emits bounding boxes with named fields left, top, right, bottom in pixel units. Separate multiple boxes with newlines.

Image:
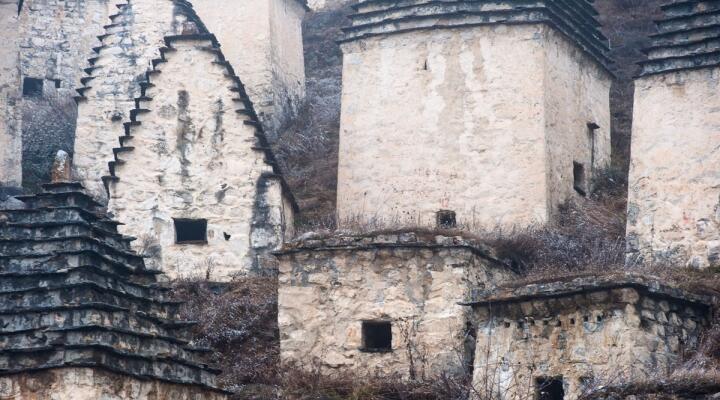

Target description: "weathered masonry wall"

left=0, top=0, right=21, bottom=188
left=337, top=24, right=611, bottom=228
left=108, top=37, right=294, bottom=280
left=17, top=0, right=111, bottom=189
left=627, top=69, right=720, bottom=269
left=277, top=232, right=515, bottom=377
left=73, top=0, right=205, bottom=200
left=469, top=279, right=711, bottom=399
left=190, top=0, right=307, bottom=139
left=0, top=368, right=227, bottom=400
left=626, top=1, right=720, bottom=269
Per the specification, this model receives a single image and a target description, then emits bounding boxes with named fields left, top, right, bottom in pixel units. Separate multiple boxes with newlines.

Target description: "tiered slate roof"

left=640, top=0, right=720, bottom=76
left=0, top=182, right=224, bottom=392
left=341, top=0, right=612, bottom=70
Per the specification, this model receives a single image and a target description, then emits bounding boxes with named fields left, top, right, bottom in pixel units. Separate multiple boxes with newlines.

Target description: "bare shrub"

left=170, top=277, right=280, bottom=395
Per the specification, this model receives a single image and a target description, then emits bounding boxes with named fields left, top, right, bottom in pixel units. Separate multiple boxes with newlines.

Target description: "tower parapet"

left=336, top=0, right=613, bottom=229
left=626, top=0, right=720, bottom=268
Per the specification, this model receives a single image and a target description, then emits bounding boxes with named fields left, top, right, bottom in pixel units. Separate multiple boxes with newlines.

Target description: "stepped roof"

left=340, top=0, right=612, bottom=71
left=641, top=0, right=720, bottom=76
left=0, top=182, right=225, bottom=393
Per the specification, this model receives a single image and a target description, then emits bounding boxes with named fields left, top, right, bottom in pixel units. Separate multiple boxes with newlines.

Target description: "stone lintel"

left=462, top=274, right=715, bottom=309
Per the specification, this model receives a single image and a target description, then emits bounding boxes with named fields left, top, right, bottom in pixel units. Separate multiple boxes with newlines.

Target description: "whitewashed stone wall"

left=471, top=283, right=709, bottom=399
left=108, top=38, right=294, bottom=280
left=0, top=368, right=226, bottom=400
left=190, top=0, right=307, bottom=138
left=626, top=69, right=720, bottom=269
left=0, top=0, right=21, bottom=188
left=73, top=0, right=195, bottom=200
left=277, top=232, right=515, bottom=377
left=337, top=25, right=611, bottom=229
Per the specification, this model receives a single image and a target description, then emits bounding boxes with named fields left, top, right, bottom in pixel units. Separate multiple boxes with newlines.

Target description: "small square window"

left=174, top=218, right=208, bottom=244
left=361, top=321, right=392, bottom=352
left=22, top=77, right=43, bottom=97
left=573, top=161, right=586, bottom=196
left=536, top=377, right=564, bottom=400
left=436, top=210, right=457, bottom=229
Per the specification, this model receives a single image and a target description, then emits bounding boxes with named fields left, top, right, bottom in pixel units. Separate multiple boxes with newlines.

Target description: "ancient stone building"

left=0, top=181, right=226, bottom=399
left=105, top=34, right=297, bottom=279
left=190, top=0, right=308, bottom=138
left=336, top=0, right=613, bottom=229
left=276, top=231, right=516, bottom=377
left=72, top=0, right=305, bottom=201
left=465, top=276, right=712, bottom=399
left=0, top=0, right=111, bottom=190
left=626, top=1, right=720, bottom=269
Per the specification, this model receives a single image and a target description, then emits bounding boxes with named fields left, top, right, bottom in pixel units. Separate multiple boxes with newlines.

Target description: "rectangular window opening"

left=536, top=377, right=564, bottom=400
left=174, top=218, right=208, bottom=244
left=436, top=210, right=457, bottom=229
left=361, top=321, right=392, bottom=352
left=22, top=77, right=43, bottom=97
left=573, top=161, right=586, bottom=196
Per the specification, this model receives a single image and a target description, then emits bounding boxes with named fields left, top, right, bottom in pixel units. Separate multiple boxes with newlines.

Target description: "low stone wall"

left=467, top=276, right=713, bottom=399
left=0, top=368, right=227, bottom=400
left=277, top=231, right=516, bottom=378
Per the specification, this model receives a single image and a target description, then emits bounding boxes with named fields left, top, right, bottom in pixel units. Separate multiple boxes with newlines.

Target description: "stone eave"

left=338, top=5, right=614, bottom=74
left=274, top=230, right=517, bottom=271
left=460, top=274, right=716, bottom=308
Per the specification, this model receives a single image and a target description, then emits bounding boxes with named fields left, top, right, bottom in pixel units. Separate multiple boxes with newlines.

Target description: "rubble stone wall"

left=0, top=368, right=226, bottom=400
left=0, top=0, right=21, bottom=188
left=277, top=233, right=515, bottom=377
left=472, top=288, right=708, bottom=399
left=108, top=39, right=292, bottom=280
left=336, top=24, right=611, bottom=229
left=626, top=68, right=720, bottom=269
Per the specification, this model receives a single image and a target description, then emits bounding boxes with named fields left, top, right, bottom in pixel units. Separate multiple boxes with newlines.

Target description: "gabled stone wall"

left=276, top=232, right=516, bottom=377
left=190, top=0, right=307, bottom=138
left=467, top=276, right=712, bottom=399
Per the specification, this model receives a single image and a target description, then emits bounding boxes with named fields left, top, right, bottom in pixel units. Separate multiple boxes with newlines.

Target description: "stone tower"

left=626, top=1, right=720, bottom=268
left=336, top=0, right=613, bottom=229
left=0, top=0, right=111, bottom=190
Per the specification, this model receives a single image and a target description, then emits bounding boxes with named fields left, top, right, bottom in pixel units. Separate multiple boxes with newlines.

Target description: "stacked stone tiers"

left=641, top=0, right=720, bottom=75
left=0, top=182, right=224, bottom=393
left=342, top=0, right=612, bottom=69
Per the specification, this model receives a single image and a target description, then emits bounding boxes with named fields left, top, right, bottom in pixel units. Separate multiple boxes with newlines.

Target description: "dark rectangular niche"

left=436, top=209, right=457, bottom=229
left=174, top=218, right=208, bottom=244
left=361, top=321, right=392, bottom=353
left=573, top=161, right=586, bottom=196
left=22, top=77, right=43, bottom=97
left=536, top=377, right=564, bottom=400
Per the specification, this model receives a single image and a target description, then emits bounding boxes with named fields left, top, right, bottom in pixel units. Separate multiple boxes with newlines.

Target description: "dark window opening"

left=52, top=79, right=61, bottom=89
left=174, top=218, right=208, bottom=244
left=537, top=377, right=564, bottom=400
left=436, top=210, right=457, bottom=229
left=22, top=77, right=43, bottom=97
left=587, top=122, right=599, bottom=175
left=361, top=321, right=392, bottom=352
left=18, top=0, right=23, bottom=14
left=223, top=232, right=231, bottom=241
left=573, top=161, right=586, bottom=196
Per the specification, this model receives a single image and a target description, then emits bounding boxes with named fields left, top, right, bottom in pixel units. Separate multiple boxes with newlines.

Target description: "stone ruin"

left=0, top=179, right=226, bottom=399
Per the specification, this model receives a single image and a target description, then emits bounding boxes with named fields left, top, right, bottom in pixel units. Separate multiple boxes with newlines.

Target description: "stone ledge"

left=276, top=229, right=509, bottom=266
left=462, top=273, right=716, bottom=307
